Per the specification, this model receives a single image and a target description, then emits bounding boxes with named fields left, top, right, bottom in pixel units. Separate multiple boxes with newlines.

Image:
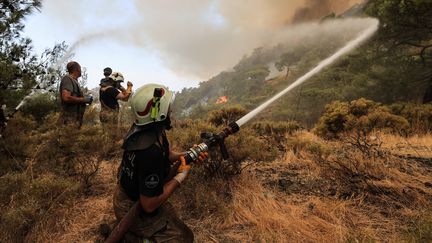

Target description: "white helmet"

left=130, top=83, right=175, bottom=126
left=109, top=72, right=124, bottom=82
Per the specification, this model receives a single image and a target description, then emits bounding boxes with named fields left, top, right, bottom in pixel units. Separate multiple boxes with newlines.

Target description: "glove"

left=83, top=95, right=93, bottom=105
left=173, top=156, right=190, bottom=184
left=193, top=144, right=209, bottom=164
left=126, top=81, right=133, bottom=94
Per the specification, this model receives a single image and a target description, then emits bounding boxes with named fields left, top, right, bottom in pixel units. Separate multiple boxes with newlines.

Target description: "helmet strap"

left=164, top=115, right=172, bottom=130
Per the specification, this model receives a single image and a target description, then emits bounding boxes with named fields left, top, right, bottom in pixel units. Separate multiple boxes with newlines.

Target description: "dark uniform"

left=59, top=75, right=84, bottom=126
left=113, top=125, right=193, bottom=243
left=99, top=85, right=120, bottom=125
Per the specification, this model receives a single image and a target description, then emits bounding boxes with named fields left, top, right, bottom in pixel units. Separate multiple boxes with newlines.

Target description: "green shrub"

left=314, top=98, right=409, bottom=139
left=356, top=107, right=409, bottom=134
left=251, top=120, right=302, bottom=136
left=349, top=98, right=378, bottom=117
left=314, top=100, right=354, bottom=139
left=208, top=106, right=247, bottom=127
left=19, top=93, right=58, bottom=123
left=285, top=133, right=331, bottom=159
left=388, top=102, right=432, bottom=134
left=0, top=114, right=38, bottom=174
left=224, top=127, right=278, bottom=168
left=249, top=120, right=302, bottom=152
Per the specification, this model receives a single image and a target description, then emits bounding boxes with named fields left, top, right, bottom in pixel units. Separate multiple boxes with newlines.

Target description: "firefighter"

left=100, top=67, right=113, bottom=85
left=113, top=83, right=206, bottom=242
left=99, top=71, right=132, bottom=126
left=59, top=61, right=93, bottom=127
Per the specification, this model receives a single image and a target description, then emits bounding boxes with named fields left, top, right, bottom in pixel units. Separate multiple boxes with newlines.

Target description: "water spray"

left=5, top=69, right=59, bottom=122
left=182, top=19, right=379, bottom=163
left=236, top=20, right=378, bottom=127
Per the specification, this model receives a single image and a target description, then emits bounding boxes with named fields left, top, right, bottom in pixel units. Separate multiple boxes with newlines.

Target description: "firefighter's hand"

left=193, top=144, right=209, bottom=164
left=174, top=156, right=190, bottom=184
left=126, top=81, right=133, bottom=94
left=83, top=95, right=93, bottom=104
left=119, top=86, right=126, bottom=92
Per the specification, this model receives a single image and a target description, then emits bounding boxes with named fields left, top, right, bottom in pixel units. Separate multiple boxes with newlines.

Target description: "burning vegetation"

left=215, top=96, right=228, bottom=105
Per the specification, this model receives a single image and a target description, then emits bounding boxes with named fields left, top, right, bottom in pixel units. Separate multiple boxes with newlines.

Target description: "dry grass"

left=380, top=133, right=432, bottom=158
left=28, top=197, right=114, bottom=243
left=185, top=171, right=402, bottom=242
left=27, top=161, right=118, bottom=243
left=21, top=132, right=432, bottom=242
left=221, top=175, right=350, bottom=242
left=184, top=132, right=432, bottom=242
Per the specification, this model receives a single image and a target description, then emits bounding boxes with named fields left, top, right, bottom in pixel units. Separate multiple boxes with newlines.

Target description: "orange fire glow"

left=215, top=96, right=228, bottom=104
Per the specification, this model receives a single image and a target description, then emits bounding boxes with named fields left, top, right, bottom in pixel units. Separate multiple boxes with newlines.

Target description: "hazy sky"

left=23, top=0, right=362, bottom=91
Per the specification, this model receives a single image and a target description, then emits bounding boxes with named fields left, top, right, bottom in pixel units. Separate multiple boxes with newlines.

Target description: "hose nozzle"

left=183, top=122, right=240, bottom=164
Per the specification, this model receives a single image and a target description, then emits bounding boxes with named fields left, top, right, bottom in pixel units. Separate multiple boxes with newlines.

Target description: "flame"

left=215, top=96, right=228, bottom=104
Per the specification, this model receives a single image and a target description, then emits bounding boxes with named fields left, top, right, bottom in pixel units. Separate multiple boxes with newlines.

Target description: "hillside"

left=173, top=2, right=432, bottom=127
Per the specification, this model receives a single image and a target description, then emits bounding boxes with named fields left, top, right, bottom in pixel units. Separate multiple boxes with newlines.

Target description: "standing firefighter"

left=99, top=71, right=132, bottom=126
left=112, top=84, right=206, bottom=242
left=59, top=61, right=93, bottom=127
left=101, top=67, right=113, bottom=85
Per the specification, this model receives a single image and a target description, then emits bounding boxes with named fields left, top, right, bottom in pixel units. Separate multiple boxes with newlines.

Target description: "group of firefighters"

left=58, top=61, right=207, bottom=242
left=58, top=62, right=132, bottom=128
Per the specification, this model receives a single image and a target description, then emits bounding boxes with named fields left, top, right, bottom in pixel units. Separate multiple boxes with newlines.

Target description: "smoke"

left=126, top=0, right=366, bottom=79
left=212, top=0, right=363, bottom=28
left=39, top=0, right=365, bottom=81
left=292, top=0, right=364, bottom=23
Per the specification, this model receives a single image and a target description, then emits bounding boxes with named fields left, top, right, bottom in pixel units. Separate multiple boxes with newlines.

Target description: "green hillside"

left=173, top=1, right=432, bottom=127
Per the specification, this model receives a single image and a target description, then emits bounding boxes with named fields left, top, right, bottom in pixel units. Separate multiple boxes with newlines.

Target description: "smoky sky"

left=40, top=0, right=364, bottom=81
left=292, top=0, right=364, bottom=23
